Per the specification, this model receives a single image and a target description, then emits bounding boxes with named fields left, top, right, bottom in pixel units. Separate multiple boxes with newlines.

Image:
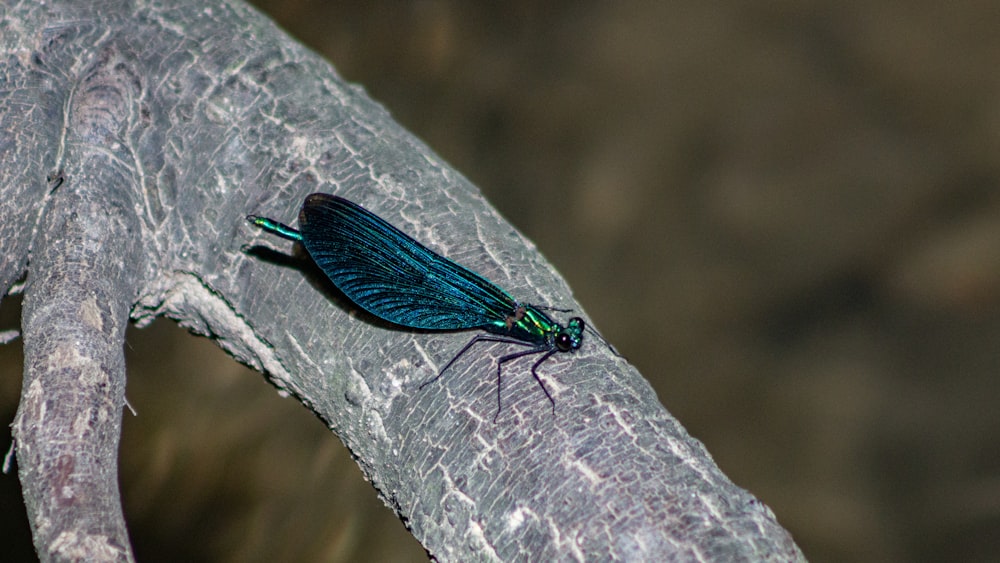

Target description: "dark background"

left=3, top=2, right=1000, bottom=561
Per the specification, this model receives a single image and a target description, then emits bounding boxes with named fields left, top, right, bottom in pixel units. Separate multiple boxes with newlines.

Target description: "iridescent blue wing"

left=298, top=193, right=517, bottom=330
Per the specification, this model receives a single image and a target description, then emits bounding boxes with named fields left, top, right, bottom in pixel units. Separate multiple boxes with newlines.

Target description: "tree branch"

left=9, top=26, right=144, bottom=563
left=1, top=0, right=804, bottom=560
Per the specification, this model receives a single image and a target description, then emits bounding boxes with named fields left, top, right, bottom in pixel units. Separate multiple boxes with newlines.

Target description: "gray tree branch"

left=1, top=0, right=805, bottom=560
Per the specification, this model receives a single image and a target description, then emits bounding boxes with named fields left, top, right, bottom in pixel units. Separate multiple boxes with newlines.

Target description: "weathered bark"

left=1, top=0, right=805, bottom=560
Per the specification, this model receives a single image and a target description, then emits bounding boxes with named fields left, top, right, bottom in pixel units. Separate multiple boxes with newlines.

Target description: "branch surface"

left=1, top=0, right=805, bottom=560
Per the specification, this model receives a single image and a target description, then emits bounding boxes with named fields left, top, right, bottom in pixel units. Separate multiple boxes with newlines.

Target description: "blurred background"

left=3, top=1, right=1000, bottom=561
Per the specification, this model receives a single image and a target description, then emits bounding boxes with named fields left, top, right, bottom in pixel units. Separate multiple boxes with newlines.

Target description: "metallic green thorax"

left=489, top=305, right=585, bottom=352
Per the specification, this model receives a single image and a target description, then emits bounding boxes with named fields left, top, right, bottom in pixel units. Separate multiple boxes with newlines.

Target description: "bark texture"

left=0, top=0, right=804, bottom=560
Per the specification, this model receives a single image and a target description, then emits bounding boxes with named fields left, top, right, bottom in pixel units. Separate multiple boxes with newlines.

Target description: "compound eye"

left=556, top=333, right=573, bottom=352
